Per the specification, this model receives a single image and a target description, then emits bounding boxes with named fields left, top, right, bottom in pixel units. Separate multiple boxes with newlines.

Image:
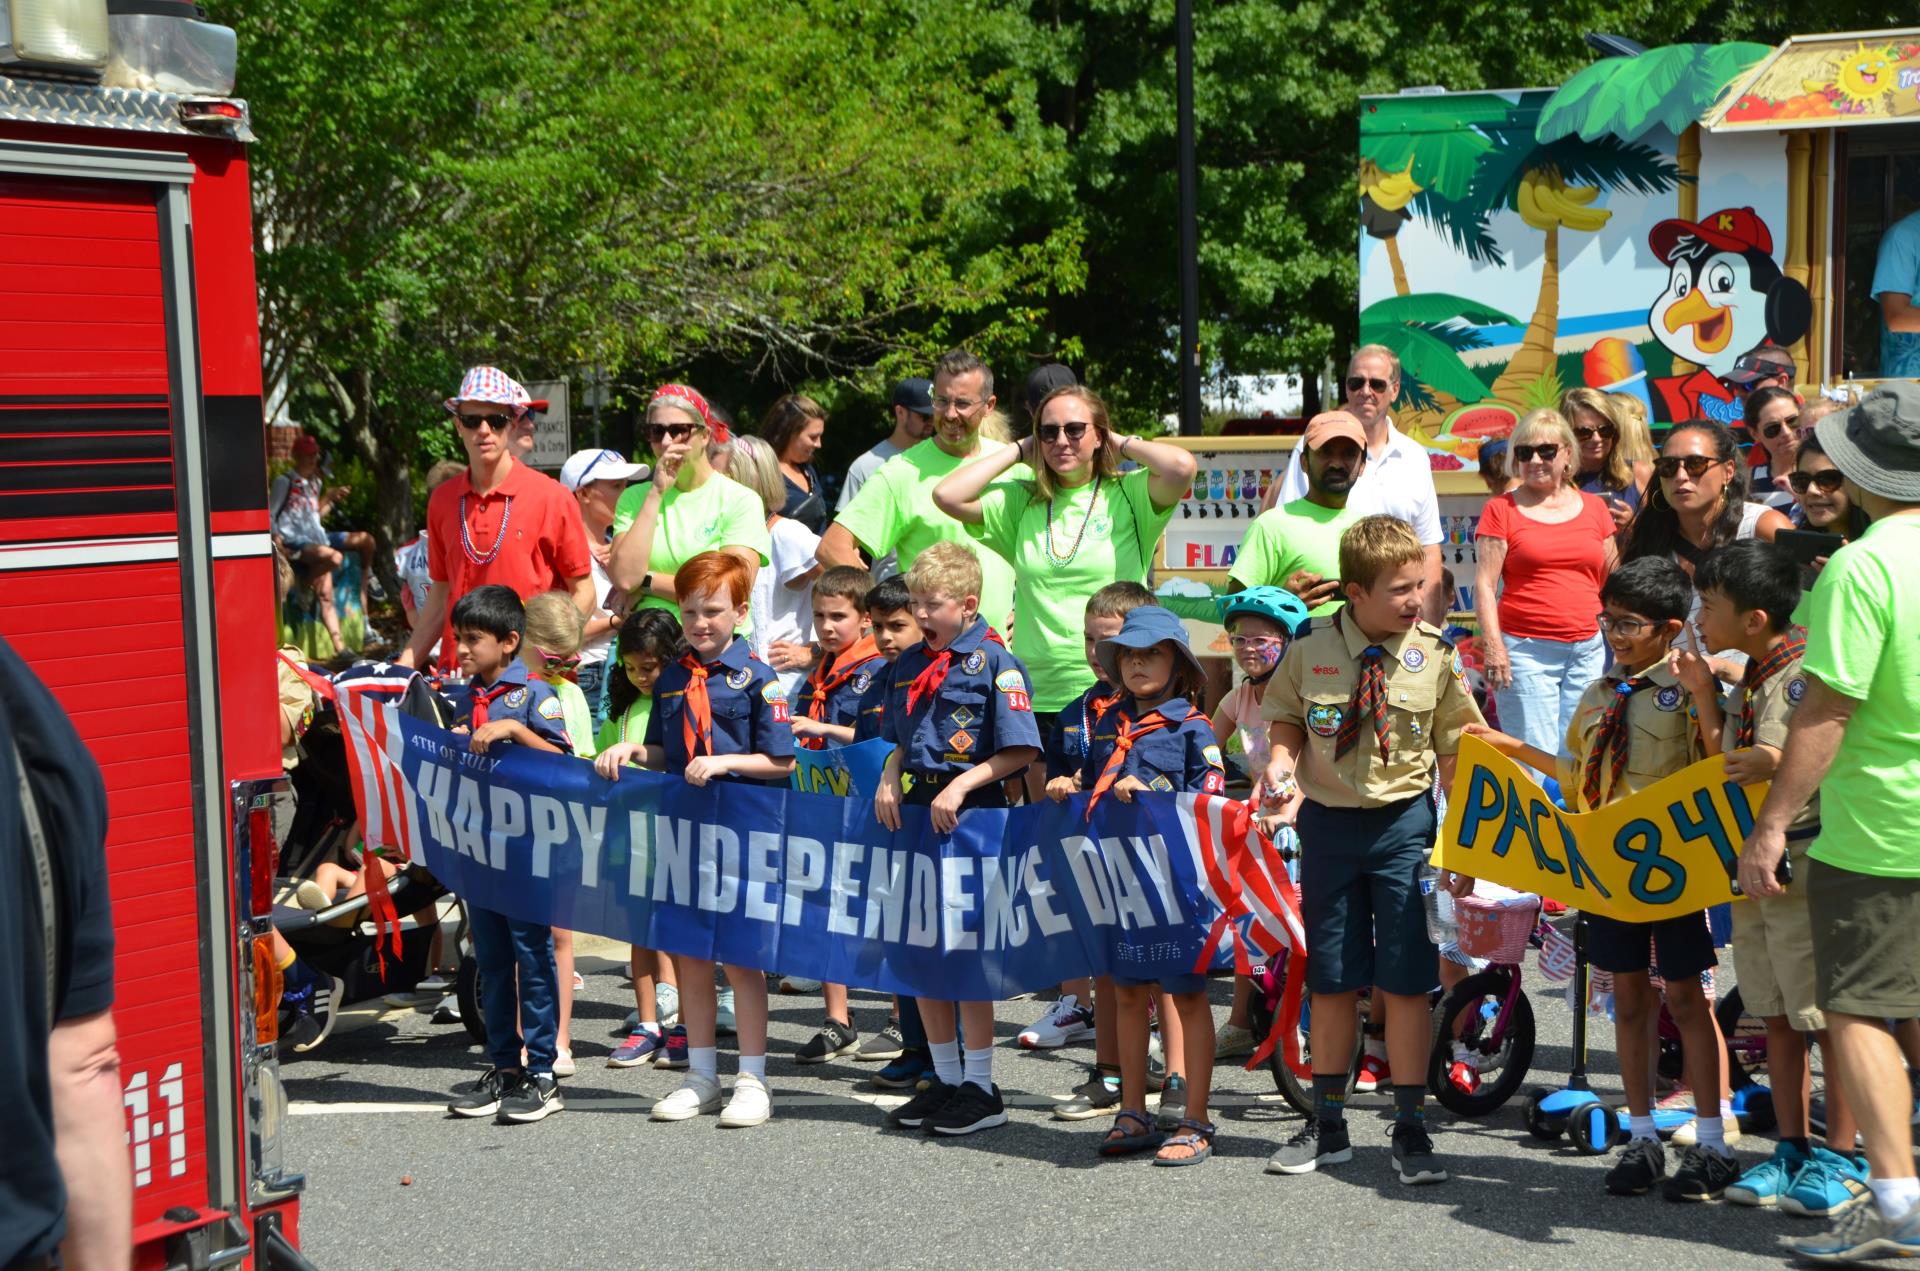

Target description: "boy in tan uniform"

left=1260, top=515, right=1482, bottom=1186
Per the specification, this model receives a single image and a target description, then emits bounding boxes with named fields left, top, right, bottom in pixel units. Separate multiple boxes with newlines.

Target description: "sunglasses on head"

left=1759, top=413, right=1801, bottom=440
left=1654, top=454, right=1722, bottom=480
left=457, top=411, right=514, bottom=432
left=1572, top=423, right=1618, bottom=442
left=646, top=421, right=699, bottom=444
left=1037, top=420, right=1091, bottom=444
left=1345, top=375, right=1392, bottom=394
left=1787, top=469, right=1846, bottom=495
left=1513, top=443, right=1560, bottom=463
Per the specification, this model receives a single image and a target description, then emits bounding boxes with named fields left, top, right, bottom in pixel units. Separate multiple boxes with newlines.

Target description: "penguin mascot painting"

left=1645, top=207, right=1812, bottom=425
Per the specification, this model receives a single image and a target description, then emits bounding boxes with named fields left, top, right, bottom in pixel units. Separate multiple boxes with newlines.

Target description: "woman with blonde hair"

left=726, top=432, right=820, bottom=696
left=1562, top=386, right=1652, bottom=529
left=1475, top=407, right=1620, bottom=771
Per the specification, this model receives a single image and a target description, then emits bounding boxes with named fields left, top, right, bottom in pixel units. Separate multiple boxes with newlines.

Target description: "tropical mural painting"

left=1357, top=42, right=1787, bottom=457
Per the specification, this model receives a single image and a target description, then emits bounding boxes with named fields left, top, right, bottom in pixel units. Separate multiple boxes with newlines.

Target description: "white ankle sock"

left=689, top=1046, right=718, bottom=1079
left=930, top=1040, right=962, bottom=1086
left=738, top=1053, right=766, bottom=1081
left=963, top=1045, right=994, bottom=1092
left=1870, top=1177, right=1920, bottom=1221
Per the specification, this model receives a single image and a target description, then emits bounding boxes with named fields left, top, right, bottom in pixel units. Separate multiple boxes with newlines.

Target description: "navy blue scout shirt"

left=1046, top=680, right=1122, bottom=780
left=851, top=671, right=892, bottom=743
left=453, top=660, right=573, bottom=754
left=646, top=637, right=796, bottom=785
left=885, top=616, right=1042, bottom=775
left=1081, top=697, right=1227, bottom=794
left=795, top=645, right=886, bottom=741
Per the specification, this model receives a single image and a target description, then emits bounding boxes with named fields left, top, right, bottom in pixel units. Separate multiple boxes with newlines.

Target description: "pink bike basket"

left=1453, top=892, right=1542, bottom=964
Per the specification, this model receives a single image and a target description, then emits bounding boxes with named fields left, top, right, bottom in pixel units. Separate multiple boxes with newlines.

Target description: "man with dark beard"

left=1229, top=411, right=1371, bottom=616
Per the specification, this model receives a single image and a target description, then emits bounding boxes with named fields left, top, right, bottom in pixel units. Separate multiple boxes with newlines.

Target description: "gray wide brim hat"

left=1096, top=605, right=1204, bottom=689
left=1815, top=381, right=1920, bottom=503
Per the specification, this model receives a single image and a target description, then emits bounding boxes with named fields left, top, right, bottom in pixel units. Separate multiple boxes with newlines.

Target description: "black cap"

left=1025, top=363, right=1078, bottom=414
left=1724, top=346, right=1795, bottom=386
left=891, top=377, right=933, bottom=414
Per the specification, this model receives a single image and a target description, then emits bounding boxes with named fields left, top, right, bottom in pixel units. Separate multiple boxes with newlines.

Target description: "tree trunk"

left=1385, top=235, right=1410, bottom=297
left=1300, top=368, right=1322, bottom=417
left=1487, top=222, right=1560, bottom=409
left=327, top=366, right=412, bottom=606
left=1670, top=124, right=1702, bottom=378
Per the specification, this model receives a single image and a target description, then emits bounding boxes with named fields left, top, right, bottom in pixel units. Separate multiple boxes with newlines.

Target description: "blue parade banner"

left=790, top=736, right=896, bottom=804
left=380, top=715, right=1302, bottom=1001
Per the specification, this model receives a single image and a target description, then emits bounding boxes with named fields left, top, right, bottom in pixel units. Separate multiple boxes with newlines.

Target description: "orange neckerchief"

left=800, top=634, right=881, bottom=750
left=679, top=653, right=713, bottom=758
left=1084, top=708, right=1173, bottom=821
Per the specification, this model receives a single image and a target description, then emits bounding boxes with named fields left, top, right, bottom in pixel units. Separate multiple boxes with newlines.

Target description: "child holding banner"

left=1081, top=604, right=1227, bottom=1165
left=601, top=552, right=797, bottom=1128
left=441, top=585, right=574, bottom=1126
left=875, top=541, right=1041, bottom=1136
left=1260, top=516, right=1481, bottom=1186
left=1468, top=557, right=1735, bottom=1201
left=1680, top=542, right=1868, bottom=1216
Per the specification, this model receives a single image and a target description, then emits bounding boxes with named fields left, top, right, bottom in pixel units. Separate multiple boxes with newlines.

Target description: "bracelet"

left=1120, top=434, right=1134, bottom=455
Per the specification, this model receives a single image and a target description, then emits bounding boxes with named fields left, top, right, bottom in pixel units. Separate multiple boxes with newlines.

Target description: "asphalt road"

left=285, top=936, right=1818, bottom=1270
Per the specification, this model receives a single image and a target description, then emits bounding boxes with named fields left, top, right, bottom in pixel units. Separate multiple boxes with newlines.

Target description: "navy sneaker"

left=873, top=1050, right=931, bottom=1090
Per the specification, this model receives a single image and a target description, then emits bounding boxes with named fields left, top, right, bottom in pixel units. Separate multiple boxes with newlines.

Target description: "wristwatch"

left=639, top=572, right=653, bottom=595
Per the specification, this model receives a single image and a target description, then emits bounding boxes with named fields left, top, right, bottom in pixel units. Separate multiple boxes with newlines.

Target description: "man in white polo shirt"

left=1271, top=345, right=1442, bottom=585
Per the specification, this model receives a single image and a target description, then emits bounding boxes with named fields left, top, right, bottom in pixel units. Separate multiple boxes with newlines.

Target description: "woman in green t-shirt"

left=934, top=383, right=1196, bottom=782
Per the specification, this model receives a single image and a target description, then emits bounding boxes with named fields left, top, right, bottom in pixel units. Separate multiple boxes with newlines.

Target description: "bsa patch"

left=948, top=728, right=975, bottom=754
left=1655, top=685, right=1683, bottom=712
left=995, top=668, right=1032, bottom=712
left=727, top=667, right=753, bottom=690
left=505, top=687, right=528, bottom=709
left=1402, top=646, right=1427, bottom=672
left=537, top=696, right=564, bottom=720
left=764, top=681, right=790, bottom=723
left=852, top=671, right=872, bottom=695
left=1148, top=775, right=1174, bottom=792
left=1202, top=744, right=1224, bottom=768
left=1786, top=677, right=1806, bottom=705
left=1452, top=650, right=1465, bottom=678
left=1307, top=703, right=1343, bottom=738
left=964, top=650, right=987, bottom=674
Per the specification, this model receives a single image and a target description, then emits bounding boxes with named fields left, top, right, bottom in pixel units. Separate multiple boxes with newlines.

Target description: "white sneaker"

left=778, top=976, right=823, bottom=994
left=552, top=1048, right=576, bottom=1077
left=651, top=1072, right=723, bottom=1121
left=1670, top=1115, right=1743, bottom=1148
left=719, top=1073, right=772, bottom=1128
left=1017, top=994, right=1095, bottom=1049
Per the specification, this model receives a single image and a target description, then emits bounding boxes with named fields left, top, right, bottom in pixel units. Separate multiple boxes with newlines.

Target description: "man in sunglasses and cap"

left=1740, top=381, right=1920, bottom=1260
left=399, top=366, right=595, bottom=673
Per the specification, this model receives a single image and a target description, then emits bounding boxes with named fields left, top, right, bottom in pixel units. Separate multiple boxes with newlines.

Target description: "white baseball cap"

left=559, top=448, right=650, bottom=491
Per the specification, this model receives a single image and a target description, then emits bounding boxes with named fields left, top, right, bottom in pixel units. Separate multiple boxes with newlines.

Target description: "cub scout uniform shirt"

left=645, top=638, right=795, bottom=785
left=794, top=641, right=886, bottom=748
left=1264, top=614, right=1481, bottom=809
left=1720, top=646, right=1819, bottom=841
left=1047, top=680, right=1122, bottom=780
left=884, top=616, right=1041, bottom=776
left=454, top=661, right=574, bottom=754
left=1081, top=696, right=1227, bottom=795
left=852, top=672, right=891, bottom=743
left=1560, top=662, right=1703, bottom=814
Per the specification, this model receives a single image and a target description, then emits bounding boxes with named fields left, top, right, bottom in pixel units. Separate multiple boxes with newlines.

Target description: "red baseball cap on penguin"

left=1649, top=207, right=1773, bottom=263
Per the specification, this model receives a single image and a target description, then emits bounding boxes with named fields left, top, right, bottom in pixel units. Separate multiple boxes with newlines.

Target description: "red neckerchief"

left=470, top=680, right=513, bottom=728
left=1330, top=611, right=1389, bottom=764
left=1582, top=674, right=1654, bottom=808
left=905, top=625, right=1004, bottom=714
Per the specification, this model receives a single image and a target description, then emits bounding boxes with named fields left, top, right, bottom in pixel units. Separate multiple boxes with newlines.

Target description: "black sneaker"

left=448, top=1068, right=513, bottom=1118
left=1054, top=1069, right=1122, bottom=1121
left=1663, top=1145, right=1740, bottom=1202
left=498, top=1072, right=564, bottom=1124
left=1156, top=1073, right=1189, bottom=1131
left=1391, top=1120, right=1449, bottom=1185
left=856, top=1021, right=906, bottom=1061
left=1605, top=1138, right=1668, bottom=1195
left=928, top=1082, right=1008, bottom=1136
left=887, top=1078, right=956, bottom=1129
left=795, top=1018, right=859, bottom=1064
left=1266, top=1119, right=1353, bottom=1175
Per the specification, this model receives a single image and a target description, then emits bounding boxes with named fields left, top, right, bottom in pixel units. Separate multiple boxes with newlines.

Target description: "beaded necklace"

left=1044, top=473, right=1104, bottom=566
left=459, top=492, right=514, bottom=566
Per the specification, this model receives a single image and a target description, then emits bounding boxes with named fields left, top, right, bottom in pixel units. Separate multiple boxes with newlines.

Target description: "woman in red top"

left=1474, top=408, right=1619, bottom=770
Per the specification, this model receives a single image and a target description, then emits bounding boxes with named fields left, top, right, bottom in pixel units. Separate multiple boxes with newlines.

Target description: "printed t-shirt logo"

left=1307, top=703, right=1343, bottom=738
left=1402, top=646, right=1426, bottom=672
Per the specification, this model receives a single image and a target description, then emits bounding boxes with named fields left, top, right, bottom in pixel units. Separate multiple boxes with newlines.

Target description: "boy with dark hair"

left=443, top=584, right=573, bottom=1125
left=1261, top=515, right=1482, bottom=1186
left=1473, top=556, right=1735, bottom=1201
left=1680, top=541, right=1867, bottom=1216
left=793, top=565, right=887, bottom=752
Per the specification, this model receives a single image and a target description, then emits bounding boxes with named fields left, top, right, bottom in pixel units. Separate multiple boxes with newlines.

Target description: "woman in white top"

left=559, top=447, right=650, bottom=728
left=726, top=434, right=821, bottom=697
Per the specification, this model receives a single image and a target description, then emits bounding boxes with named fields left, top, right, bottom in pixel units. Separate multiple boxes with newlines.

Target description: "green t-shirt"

left=834, top=436, right=1023, bottom=632
left=1227, top=497, right=1359, bottom=616
left=1801, top=515, right=1920, bottom=878
left=546, top=676, right=596, bottom=760
left=611, top=473, right=772, bottom=615
left=594, top=696, right=652, bottom=758
left=967, top=467, right=1176, bottom=712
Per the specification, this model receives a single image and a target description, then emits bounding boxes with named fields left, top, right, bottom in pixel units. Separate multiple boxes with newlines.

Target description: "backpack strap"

left=11, top=737, right=57, bottom=1032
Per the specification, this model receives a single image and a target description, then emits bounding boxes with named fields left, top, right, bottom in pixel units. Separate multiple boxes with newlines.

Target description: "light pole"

left=1175, top=0, right=1202, bottom=435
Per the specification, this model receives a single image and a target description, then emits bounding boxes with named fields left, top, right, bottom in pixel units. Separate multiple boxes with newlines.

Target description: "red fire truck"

left=0, top=8, right=309, bottom=1269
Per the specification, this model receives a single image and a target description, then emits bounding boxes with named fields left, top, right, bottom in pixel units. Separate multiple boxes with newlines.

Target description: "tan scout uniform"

left=1559, top=661, right=1704, bottom=814
left=1726, top=650, right=1823, bottom=1030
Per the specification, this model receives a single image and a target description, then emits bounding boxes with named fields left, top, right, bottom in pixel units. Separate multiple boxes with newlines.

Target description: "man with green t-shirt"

left=1741, top=382, right=1920, bottom=1262
left=1227, top=411, right=1370, bottom=615
left=819, top=350, right=1020, bottom=631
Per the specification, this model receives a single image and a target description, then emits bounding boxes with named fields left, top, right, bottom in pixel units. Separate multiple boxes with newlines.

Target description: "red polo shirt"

left=427, top=459, right=592, bottom=668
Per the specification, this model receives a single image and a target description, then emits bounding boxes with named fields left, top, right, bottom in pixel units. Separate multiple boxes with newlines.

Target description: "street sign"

left=524, top=379, right=572, bottom=470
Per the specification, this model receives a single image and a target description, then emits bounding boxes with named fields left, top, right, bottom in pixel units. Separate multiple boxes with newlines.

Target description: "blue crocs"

left=1782, top=1147, right=1872, bottom=1219
left=1726, top=1140, right=1808, bottom=1207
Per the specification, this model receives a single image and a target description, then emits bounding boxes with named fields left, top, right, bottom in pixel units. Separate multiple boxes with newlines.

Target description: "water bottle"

left=1419, top=860, right=1458, bottom=946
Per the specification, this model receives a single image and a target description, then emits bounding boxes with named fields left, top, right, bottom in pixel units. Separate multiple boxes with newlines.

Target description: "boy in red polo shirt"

left=399, top=366, right=596, bottom=672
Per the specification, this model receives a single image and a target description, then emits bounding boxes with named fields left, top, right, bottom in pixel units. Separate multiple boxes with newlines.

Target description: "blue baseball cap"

left=892, top=377, right=934, bottom=415
left=1096, top=605, right=1204, bottom=688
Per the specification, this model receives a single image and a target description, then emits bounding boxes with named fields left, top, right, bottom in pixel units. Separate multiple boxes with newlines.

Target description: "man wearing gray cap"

left=1740, top=381, right=1920, bottom=1261
left=836, top=379, right=936, bottom=580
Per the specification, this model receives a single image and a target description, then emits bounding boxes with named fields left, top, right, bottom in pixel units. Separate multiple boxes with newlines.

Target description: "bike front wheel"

left=1427, top=968, right=1535, bottom=1118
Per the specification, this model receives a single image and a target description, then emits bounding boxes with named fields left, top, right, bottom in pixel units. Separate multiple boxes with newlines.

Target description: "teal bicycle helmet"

left=1215, top=586, right=1313, bottom=638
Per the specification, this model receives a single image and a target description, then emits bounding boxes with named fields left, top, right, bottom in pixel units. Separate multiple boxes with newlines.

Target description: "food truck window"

left=1840, top=126, right=1920, bottom=379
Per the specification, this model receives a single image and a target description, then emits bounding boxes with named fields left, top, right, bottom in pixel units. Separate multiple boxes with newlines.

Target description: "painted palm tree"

left=1474, top=131, right=1682, bottom=409
left=1360, top=93, right=1511, bottom=295
left=1358, top=292, right=1518, bottom=408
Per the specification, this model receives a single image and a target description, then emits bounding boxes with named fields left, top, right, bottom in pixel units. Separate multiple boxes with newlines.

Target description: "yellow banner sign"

left=1435, top=736, right=1769, bottom=922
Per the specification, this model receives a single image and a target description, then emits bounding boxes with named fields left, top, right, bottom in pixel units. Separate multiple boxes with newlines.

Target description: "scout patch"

left=1307, top=703, right=1343, bottom=738
left=1402, top=646, right=1426, bottom=672
left=950, top=705, right=976, bottom=728
left=537, top=696, right=564, bottom=720
left=1202, top=744, right=1224, bottom=768
left=1786, top=677, right=1806, bottom=704
left=1654, top=685, right=1683, bottom=712
left=1452, top=650, right=1465, bottom=678
left=948, top=728, right=975, bottom=754
left=995, top=668, right=1031, bottom=712
left=764, top=681, right=789, bottom=723
left=727, top=667, right=753, bottom=690
left=964, top=649, right=987, bottom=674
left=505, top=687, right=528, bottom=708
left=852, top=671, right=872, bottom=695
left=1148, top=775, right=1174, bottom=792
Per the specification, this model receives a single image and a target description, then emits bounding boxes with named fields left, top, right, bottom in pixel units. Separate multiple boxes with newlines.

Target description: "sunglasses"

left=1345, top=375, right=1392, bottom=394
left=1654, top=454, right=1723, bottom=480
left=1787, top=469, right=1846, bottom=495
left=647, top=421, right=700, bottom=445
left=1513, top=443, right=1560, bottom=463
left=1572, top=424, right=1618, bottom=442
left=457, top=412, right=513, bottom=433
left=1759, top=414, right=1801, bottom=441
left=1037, top=420, right=1091, bottom=444
left=532, top=646, right=582, bottom=673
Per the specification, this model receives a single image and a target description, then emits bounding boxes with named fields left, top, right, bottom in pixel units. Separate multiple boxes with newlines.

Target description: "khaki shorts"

left=1808, top=857, right=1920, bottom=1019
left=1732, top=888, right=1824, bottom=1031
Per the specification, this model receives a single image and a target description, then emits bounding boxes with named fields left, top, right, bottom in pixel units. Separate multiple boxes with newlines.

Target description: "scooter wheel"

left=1524, top=1088, right=1567, bottom=1140
left=1569, top=1101, right=1624, bottom=1155
left=1737, top=1085, right=1777, bottom=1135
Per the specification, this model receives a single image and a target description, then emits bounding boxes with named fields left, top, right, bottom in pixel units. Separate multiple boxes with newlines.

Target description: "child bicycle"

left=1425, top=889, right=1550, bottom=1117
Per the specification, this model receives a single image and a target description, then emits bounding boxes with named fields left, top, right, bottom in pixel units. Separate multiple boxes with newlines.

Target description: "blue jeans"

left=576, top=660, right=610, bottom=733
left=469, top=906, right=558, bottom=1075
left=1493, top=632, right=1606, bottom=775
